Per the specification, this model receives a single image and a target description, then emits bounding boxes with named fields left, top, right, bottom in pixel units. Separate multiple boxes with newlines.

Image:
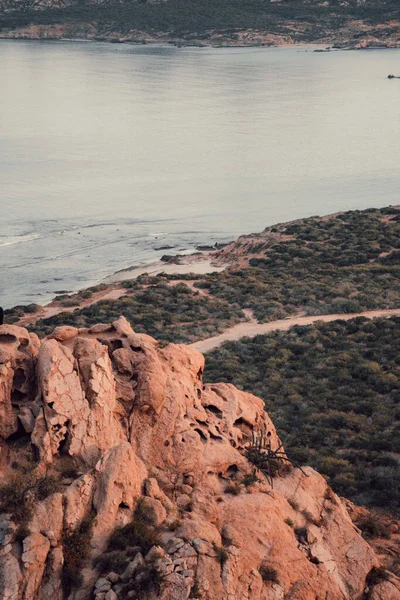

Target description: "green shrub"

left=259, top=563, right=279, bottom=583
left=189, top=581, right=203, bottom=598
left=60, top=299, right=80, bottom=307
left=212, top=543, right=228, bottom=566
left=62, top=513, right=95, bottom=595
left=224, top=482, right=241, bottom=495
left=242, top=470, right=259, bottom=487
left=284, top=518, right=294, bottom=527
left=29, top=282, right=244, bottom=343
left=357, top=513, right=390, bottom=539
left=15, top=524, right=31, bottom=543
left=35, top=475, right=63, bottom=501
left=366, top=566, right=389, bottom=587
left=121, top=280, right=138, bottom=289
left=78, top=290, right=93, bottom=299
left=2, top=0, right=399, bottom=41
left=88, top=284, right=108, bottom=293
left=204, top=315, right=400, bottom=512
left=0, top=470, right=65, bottom=532
left=107, top=503, right=160, bottom=554
left=0, top=474, right=34, bottom=527
left=94, top=550, right=129, bottom=574
left=288, top=498, right=299, bottom=511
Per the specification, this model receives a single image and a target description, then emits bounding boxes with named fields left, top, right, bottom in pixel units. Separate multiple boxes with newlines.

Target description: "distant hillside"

left=0, top=0, right=399, bottom=46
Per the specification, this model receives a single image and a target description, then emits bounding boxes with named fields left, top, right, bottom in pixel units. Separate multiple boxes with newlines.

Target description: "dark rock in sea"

left=196, top=245, right=215, bottom=251
left=154, top=245, right=176, bottom=251
left=196, top=242, right=232, bottom=251
left=214, top=242, right=232, bottom=249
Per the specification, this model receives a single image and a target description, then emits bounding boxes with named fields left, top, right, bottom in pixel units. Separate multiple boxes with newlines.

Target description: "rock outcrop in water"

left=1, top=318, right=400, bottom=600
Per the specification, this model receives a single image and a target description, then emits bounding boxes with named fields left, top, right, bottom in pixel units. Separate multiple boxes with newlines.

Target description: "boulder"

left=140, top=497, right=167, bottom=526
left=0, top=325, right=39, bottom=439
left=92, top=442, right=147, bottom=553
left=0, top=362, right=18, bottom=438
left=112, top=316, right=134, bottom=336
left=21, top=533, right=50, bottom=600
left=33, top=339, right=90, bottom=462
left=120, top=552, right=145, bottom=583
left=48, top=326, right=79, bottom=342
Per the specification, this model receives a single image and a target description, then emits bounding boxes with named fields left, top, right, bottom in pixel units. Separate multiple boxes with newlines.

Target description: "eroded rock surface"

left=0, top=318, right=397, bottom=600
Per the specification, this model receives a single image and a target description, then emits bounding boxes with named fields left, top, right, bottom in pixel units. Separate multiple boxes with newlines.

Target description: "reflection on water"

left=1, top=41, right=400, bottom=307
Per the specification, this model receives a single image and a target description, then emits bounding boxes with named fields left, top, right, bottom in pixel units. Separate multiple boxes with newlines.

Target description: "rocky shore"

left=0, top=20, right=399, bottom=49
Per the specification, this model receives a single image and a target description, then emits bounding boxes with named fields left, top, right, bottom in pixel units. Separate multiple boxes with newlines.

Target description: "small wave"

left=0, top=233, right=43, bottom=247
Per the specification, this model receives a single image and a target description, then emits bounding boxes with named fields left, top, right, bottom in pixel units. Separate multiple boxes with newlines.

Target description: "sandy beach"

left=105, top=257, right=224, bottom=283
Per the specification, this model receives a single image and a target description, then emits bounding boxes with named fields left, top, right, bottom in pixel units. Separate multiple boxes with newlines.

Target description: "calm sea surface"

left=1, top=40, right=400, bottom=308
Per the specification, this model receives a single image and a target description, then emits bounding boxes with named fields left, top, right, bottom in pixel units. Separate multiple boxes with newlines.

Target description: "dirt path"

left=190, top=308, right=400, bottom=353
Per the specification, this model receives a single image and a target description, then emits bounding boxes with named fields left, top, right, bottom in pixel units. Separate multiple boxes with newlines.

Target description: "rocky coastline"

left=0, top=20, right=399, bottom=50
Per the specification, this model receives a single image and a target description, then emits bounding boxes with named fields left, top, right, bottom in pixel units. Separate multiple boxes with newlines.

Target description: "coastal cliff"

left=1, top=317, right=400, bottom=599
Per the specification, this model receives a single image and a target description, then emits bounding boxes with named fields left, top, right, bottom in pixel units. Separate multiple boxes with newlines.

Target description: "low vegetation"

left=4, top=303, right=40, bottom=323
left=0, top=470, right=63, bottom=536
left=106, top=501, right=161, bottom=556
left=4, top=208, right=400, bottom=518
left=28, top=281, right=244, bottom=344
left=259, top=563, right=279, bottom=584
left=204, top=316, right=400, bottom=513
left=284, top=518, right=294, bottom=528
left=95, top=502, right=164, bottom=595
left=356, top=512, right=390, bottom=540
left=198, top=208, right=400, bottom=322
left=365, top=566, right=390, bottom=588
left=23, top=208, right=400, bottom=346
left=212, top=542, right=228, bottom=566
left=62, top=512, right=95, bottom=594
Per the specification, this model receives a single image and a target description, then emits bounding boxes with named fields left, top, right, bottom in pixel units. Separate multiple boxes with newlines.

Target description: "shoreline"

left=1, top=27, right=399, bottom=51
left=9, top=251, right=226, bottom=326
left=0, top=35, right=329, bottom=49
left=1, top=36, right=399, bottom=51
left=105, top=256, right=224, bottom=283
left=6, top=204, right=400, bottom=326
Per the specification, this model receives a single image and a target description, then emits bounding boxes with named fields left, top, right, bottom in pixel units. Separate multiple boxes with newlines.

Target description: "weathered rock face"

left=0, top=325, right=39, bottom=439
left=0, top=318, right=398, bottom=600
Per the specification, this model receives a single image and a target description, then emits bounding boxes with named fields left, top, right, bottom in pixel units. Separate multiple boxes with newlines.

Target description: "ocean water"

left=1, top=40, right=400, bottom=308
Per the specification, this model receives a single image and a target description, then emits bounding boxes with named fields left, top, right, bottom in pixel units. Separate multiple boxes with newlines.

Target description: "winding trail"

left=189, top=308, right=400, bottom=353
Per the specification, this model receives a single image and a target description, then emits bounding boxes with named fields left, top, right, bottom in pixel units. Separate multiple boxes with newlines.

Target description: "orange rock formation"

left=0, top=318, right=399, bottom=599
